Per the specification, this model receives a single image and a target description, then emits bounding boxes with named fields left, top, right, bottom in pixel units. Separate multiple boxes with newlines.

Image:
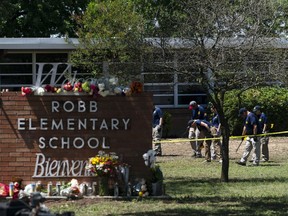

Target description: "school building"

left=0, top=38, right=199, bottom=137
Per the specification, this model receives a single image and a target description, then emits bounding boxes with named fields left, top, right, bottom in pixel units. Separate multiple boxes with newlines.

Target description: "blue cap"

left=253, top=105, right=261, bottom=112
left=187, top=119, right=196, bottom=126
left=238, top=108, right=247, bottom=116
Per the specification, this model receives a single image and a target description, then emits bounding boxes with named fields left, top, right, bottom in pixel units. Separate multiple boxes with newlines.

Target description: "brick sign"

left=0, top=92, right=153, bottom=184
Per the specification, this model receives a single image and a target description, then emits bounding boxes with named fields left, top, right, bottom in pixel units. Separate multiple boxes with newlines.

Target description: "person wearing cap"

left=236, top=108, right=261, bottom=166
left=253, top=105, right=269, bottom=162
left=187, top=119, right=213, bottom=162
left=152, top=106, right=163, bottom=156
left=188, top=101, right=207, bottom=158
left=189, top=101, right=207, bottom=120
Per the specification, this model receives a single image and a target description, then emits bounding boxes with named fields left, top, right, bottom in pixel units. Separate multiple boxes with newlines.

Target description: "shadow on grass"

left=258, top=163, right=281, bottom=167
left=229, top=176, right=287, bottom=183
left=116, top=195, right=288, bottom=216
left=136, top=177, right=288, bottom=216
left=166, top=176, right=288, bottom=184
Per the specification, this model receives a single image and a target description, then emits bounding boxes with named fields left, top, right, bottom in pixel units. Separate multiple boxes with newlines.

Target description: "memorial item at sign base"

left=142, top=149, right=164, bottom=196
left=21, top=74, right=139, bottom=97
left=98, top=177, right=109, bottom=196
left=86, top=151, right=128, bottom=196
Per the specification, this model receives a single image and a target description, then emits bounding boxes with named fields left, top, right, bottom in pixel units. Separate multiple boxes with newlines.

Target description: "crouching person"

left=188, top=119, right=213, bottom=162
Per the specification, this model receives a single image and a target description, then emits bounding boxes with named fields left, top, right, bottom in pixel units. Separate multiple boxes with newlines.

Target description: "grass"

left=47, top=148, right=288, bottom=216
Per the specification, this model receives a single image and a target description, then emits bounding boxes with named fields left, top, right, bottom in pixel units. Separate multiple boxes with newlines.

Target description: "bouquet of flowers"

left=86, top=151, right=120, bottom=178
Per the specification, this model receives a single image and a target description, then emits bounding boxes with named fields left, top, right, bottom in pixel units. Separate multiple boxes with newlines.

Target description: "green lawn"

left=47, top=148, right=288, bottom=216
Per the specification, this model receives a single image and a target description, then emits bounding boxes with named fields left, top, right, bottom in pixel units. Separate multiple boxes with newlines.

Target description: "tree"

left=133, top=0, right=184, bottom=37
left=155, top=0, right=288, bottom=182
left=72, top=0, right=288, bottom=182
left=0, top=0, right=89, bottom=37
left=72, top=0, right=146, bottom=83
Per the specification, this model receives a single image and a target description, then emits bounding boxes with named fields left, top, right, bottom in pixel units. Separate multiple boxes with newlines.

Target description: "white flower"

left=99, top=90, right=109, bottom=97
left=35, top=87, right=45, bottom=95
left=114, top=87, right=122, bottom=95
left=98, top=83, right=105, bottom=91
left=109, top=77, right=118, bottom=85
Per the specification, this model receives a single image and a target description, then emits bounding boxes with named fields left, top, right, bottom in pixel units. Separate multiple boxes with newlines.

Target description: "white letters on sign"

left=51, top=100, right=98, bottom=113
left=35, top=63, right=73, bottom=87
left=17, top=100, right=131, bottom=178
left=33, top=153, right=92, bottom=177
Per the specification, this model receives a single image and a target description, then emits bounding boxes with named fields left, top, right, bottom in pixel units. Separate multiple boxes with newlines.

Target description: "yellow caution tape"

left=155, top=130, right=288, bottom=143
left=230, top=130, right=288, bottom=139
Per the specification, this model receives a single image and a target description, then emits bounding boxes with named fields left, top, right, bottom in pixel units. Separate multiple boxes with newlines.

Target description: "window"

left=142, top=62, right=207, bottom=108
left=0, top=54, right=33, bottom=90
left=177, top=84, right=207, bottom=106
left=36, top=53, right=68, bottom=62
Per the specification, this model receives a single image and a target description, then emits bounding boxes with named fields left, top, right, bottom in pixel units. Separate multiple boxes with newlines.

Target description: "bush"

left=224, top=87, right=288, bottom=135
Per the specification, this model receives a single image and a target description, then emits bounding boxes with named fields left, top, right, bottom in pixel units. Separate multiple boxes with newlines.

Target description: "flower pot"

left=98, top=177, right=109, bottom=196
left=152, top=181, right=163, bottom=196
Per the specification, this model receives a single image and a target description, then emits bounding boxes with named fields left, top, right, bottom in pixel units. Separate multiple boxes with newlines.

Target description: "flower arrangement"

left=86, top=151, right=121, bottom=178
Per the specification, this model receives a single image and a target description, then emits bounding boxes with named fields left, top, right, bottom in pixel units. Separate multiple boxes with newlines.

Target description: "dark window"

left=153, top=95, right=174, bottom=105
left=0, top=53, right=32, bottom=63
left=0, top=65, right=32, bottom=74
left=36, top=53, right=68, bottom=62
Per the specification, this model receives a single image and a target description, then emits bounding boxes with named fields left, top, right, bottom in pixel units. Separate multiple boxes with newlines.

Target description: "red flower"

left=21, top=87, right=33, bottom=96
left=130, top=81, right=143, bottom=94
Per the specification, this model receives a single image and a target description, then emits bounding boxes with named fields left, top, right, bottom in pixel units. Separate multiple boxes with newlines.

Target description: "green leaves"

left=0, top=0, right=89, bottom=37
left=73, top=0, right=146, bottom=77
left=224, top=87, right=288, bottom=135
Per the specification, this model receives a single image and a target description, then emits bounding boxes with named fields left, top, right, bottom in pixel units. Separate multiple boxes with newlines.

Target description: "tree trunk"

left=221, top=128, right=230, bottom=182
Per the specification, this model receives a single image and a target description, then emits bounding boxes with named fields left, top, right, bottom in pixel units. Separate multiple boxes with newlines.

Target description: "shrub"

left=224, top=87, right=288, bottom=135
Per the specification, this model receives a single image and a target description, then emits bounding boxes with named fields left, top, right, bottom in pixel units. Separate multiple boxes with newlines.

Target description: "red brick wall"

left=0, top=92, right=153, bottom=185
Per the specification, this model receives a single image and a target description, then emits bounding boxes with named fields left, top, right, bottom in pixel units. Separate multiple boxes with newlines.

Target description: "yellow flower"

left=90, top=157, right=98, bottom=165
left=86, top=151, right=126, bottom=178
